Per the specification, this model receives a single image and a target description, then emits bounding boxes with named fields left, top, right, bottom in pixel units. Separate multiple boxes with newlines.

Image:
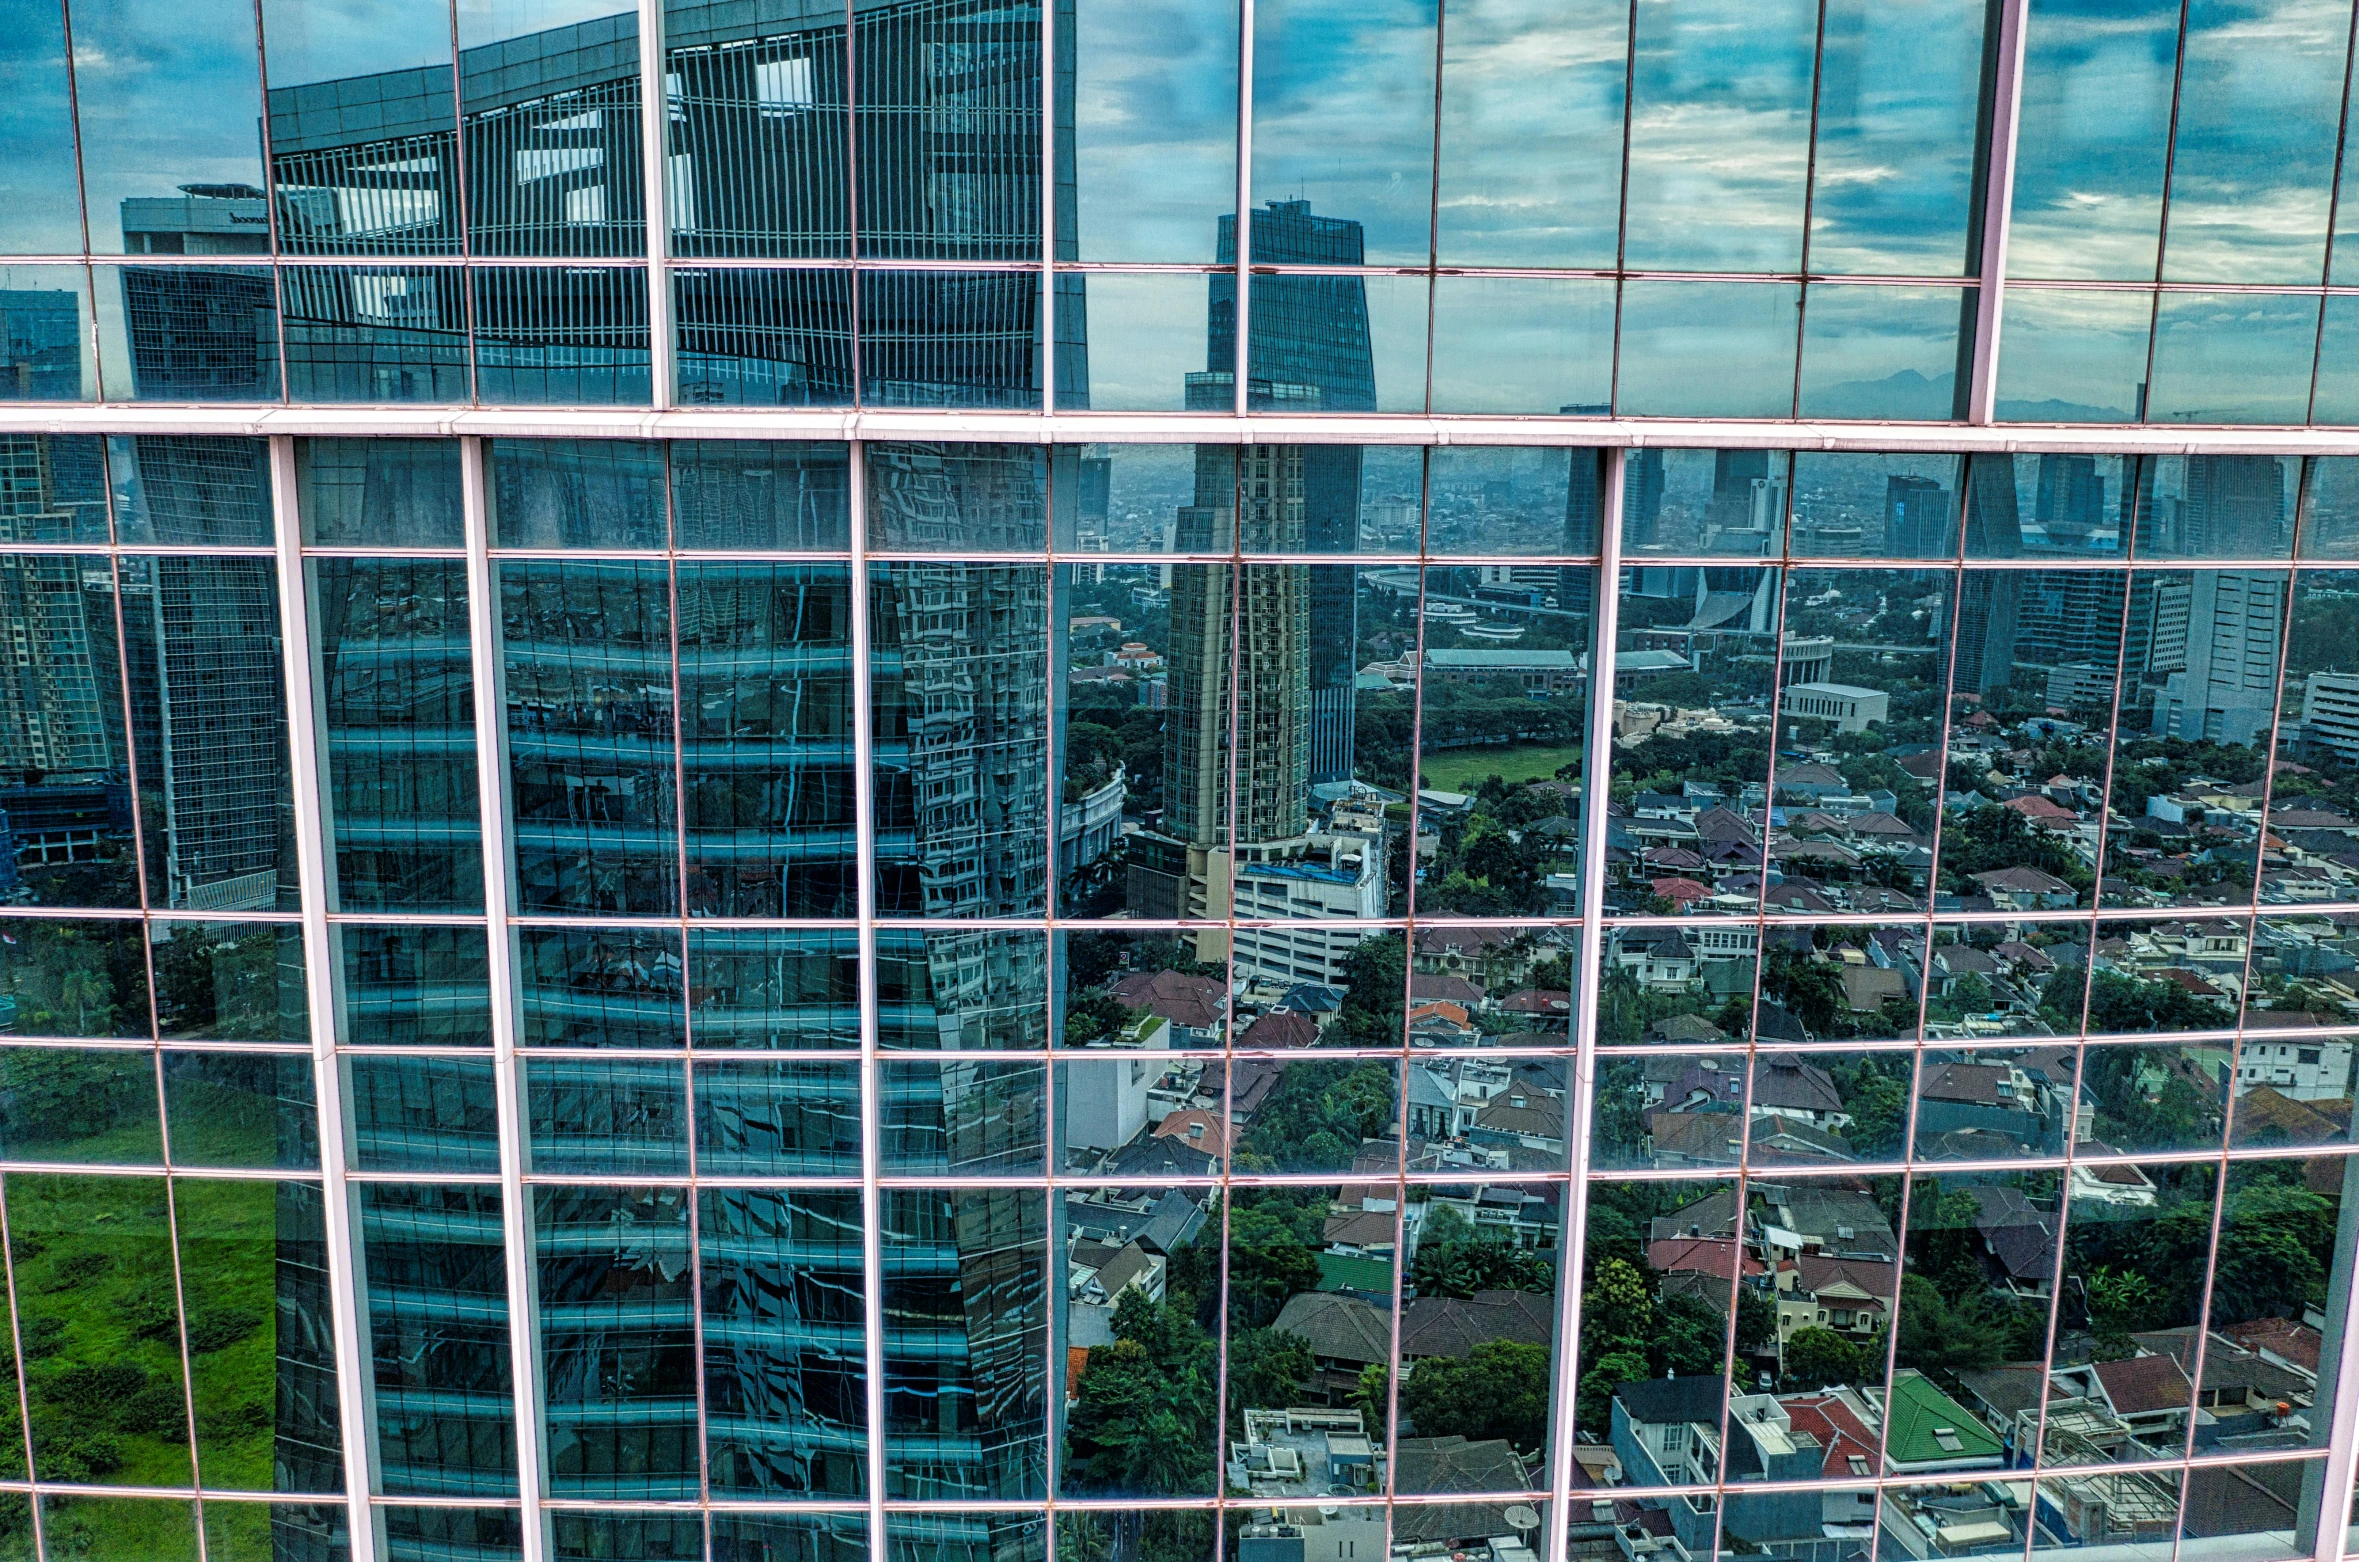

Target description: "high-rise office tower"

left=1885, top=473, right=1953, bottom=556
left=2179, top=455, right=2290, bottom=557
left=2149, top=571, right=2286, bottom=744
left=1954, top=454, right=2025, bottom=700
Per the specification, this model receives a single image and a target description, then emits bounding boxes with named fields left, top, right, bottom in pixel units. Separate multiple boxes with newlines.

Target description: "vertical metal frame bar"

left=850, top=441, right=890, bottom=1562
left=1545, top=446, right=1622, bottom=1560
left=269, top=435, right=383, bottom=1562
left=1232, top=0, right=1255, bottom=414
left=1967, top=0, right=2031, bottom=425
left=640, top=0, right=676, bottom=409
left=461, top=435, right=551, bottom=1562
left=1039, top=0, right=1058, bottom=413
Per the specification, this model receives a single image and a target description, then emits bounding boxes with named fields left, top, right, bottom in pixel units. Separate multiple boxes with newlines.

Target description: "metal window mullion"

left=641, top=0, right=675, bottom=409
left=850, top=441, right=890, bottom=1562
left=1038, top=0, right=1056, bottom=413
left=268, top=435, right=383, bottom=1562
left=1545, top=447, right=1623, bottom=1561
left=461, top=435, right=551, bottom=1562
left=1232, top=0, right=1254, bottom=416
left=1968, top=0, right=2032, bottom=424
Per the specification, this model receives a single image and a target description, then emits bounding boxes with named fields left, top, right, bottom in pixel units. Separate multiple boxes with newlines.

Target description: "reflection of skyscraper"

left=2147, top=571, right=2285, bottom=745
left=1885, top=474, right=1951, bottom=556
left=2034, top=454, right=2106, bottom=544
left=0, top=291, right=84, bottom=401
left=1954, top=455, right=2023, bottom=700
left=2179, top=456, right=2288, bottom=558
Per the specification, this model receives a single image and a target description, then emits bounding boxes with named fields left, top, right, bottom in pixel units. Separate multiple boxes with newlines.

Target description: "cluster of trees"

left=1937, top=804, right=2094, bottom=899
left=1758, top=938, right=1919, bottom=1044
left=1572, top=1255, right=1774, bottom=1434
left=1419, top=772, right=1582, bottom=917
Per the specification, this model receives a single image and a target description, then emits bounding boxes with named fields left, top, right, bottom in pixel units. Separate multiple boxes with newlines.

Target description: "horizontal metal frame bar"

left=23, top=406, right=2359, bottom=451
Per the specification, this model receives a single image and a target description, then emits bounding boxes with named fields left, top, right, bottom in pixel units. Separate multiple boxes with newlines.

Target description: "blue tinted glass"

left=679, top=562, right=856, bottom=916
left=312, top=557, right=483, bottom=913
left=866, top=443, right=1049, bottom=551
left=699, top=1189, right=867, bottom=1497
left=858, top=271, right=1043, bottom=410
left=347, top=1054, right=501, bottom=1172
left=1070, top=0, right=1238, bottom=261
left=517, top=926, right=686, bottom=1048
left=1058, top=273, right=1213, bottom=412
left=1623, top=0, right=1816, bottom=271
left=853, top=0, right=1040, bottom=262
left=1429, top=276, right=1614, bottom=416
left=0, top=269, right=98, bottom=401
left=356, top=1182, right=517, bottom=1496
left=671, top=441, right=851, bottom=550
left=2145, top=292, right=2320, bottom=426
left=535, top=1184, right=698, bottom=1498
left=664, top=0, right=852, bottom=259
left=2314, top=295, right=2359, bottom=422
left=1789, top=452, right=1962, bottom=558
left=694, top=1058, right=862, bottom=1174
left=1435, top=0, right=1626, bottom=267
left=688, top=929, right=861, bottom=1050
left=2160, top=0, right=2349, bottom=284
left=458, top=1, right=645, bottom=259
left=673, top=267, right=856, bottom=407
left=489, top=439, right=666, bottom=549
left=1807, top=0, right=1990, bottom=276
left=472, top=267, right=651, bottom=405
left=1250, top=0, right=1437, bottom=264
left=260, top=0, right=462, bottom=256
left=1993, top=286, right=2151, bottom=423
left=526, top=1057, right=690, bottom=1175
left=875, top=930, right=1050, bottom=1051
left=0, top=2, right=84, bottom=254
left=0, top=431, right=110, bottom=540
left=70, top=0, right=269, bottom=258
left=501, top=560, right=680, bottom=915
left=713, top=1511, right=868, bottom=1561
left=336, top=925, right=494, bottom=1047
left=118, top=551, right=302, bottom=912
left=295, top=437, right=465, bottom=546
left=281, top=267, right=472, bottom=401
left=94, top=265, right=283, bottom=403
left=108, top=436, right=273, bottom=545
left=2007, top=0, right=2181, bottom=280
left=1616, top=283, right=1801, bottom=417
left=150, top=920, right=307, bottom=1044
left=1796, top=285, right=1970, bottom=420
left=881, top=1060, right=1047, bottom=1175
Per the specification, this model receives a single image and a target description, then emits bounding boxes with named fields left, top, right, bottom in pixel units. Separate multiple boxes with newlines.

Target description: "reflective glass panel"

left=1249, top=0, right=1438, bottom=265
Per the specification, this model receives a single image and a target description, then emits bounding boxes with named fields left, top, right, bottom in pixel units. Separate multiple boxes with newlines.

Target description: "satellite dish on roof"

left=1505, top=1507, right=1541, bottom=1533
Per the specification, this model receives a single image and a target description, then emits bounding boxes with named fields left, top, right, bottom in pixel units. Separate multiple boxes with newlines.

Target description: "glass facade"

left=9, top=2, right=2359, bottom=1562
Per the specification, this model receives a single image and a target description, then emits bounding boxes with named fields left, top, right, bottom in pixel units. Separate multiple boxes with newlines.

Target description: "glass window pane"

left=871, top=562, right=1049, bottom=917
left=672, top=267, right=856, bottom=407
left=458, top=1, right=644, bottom=258
left=93, top=265, right=282, bottom=403
left=488, top=438, right=665, bottom=550
left=699, top=1189, right=867, bottom=1497
left=0, top=269, right=99, bottom=401
left=880, top=1189, right=1047, bottom=1499
left=1616, top=283, right=1801, bottom=418
left=502, top=560, right=680, bottom=916
left=8, top=1172, right=194, bottom=1487
left=671, top=440, right=850, bottom=551
left=1434, top=0, right=1625, bottom=267
left=312, top=557, right=482, bottom=913
left=678, top=562, right=855, bottom=917
left=880, top=1059, right=1047, bottom=1175
left=1994, top=286, right=2152, bottom=423
left=174, top=1177, right=342, bottom=1492
left=1426, top=446, right=1602, bottom=556
left=346, top=1055, right=501, bottom=1173
left=334, top=925, right=493, bottom=1047
left=1059, top=272, right=1215, bottom=412
left=203, top=1500, right=350, bottom=1562
left=162, top=1052, right=319, bottom=1170
left=381, top=1508, right=522, bottom=1560
left=1790, top=451, right=1962, bottom=559
left=280, top=266, right=472, bottom=401
left=694, top=1058, right=861, bottom=1174
left=0, top=3, right=84, bottom=255
left=664, top=0, right=851, bottom=259
left=1795, top=285, right=1971, bottom=421
left=1249, top=0, right=1438, bottom=265
left=875, top=930, right=1050, bottom=1052
left=852, top=0, right=1039, bottom=263
left=70, top=0, right=268, bottom=258
left=2160, top=0, right=2349, bottom=284
left=525, top=1057, right=689, bottom=1176
left=866, top=444, right=1048, bottom=552
left=2145, top=292, right=2321, bottom=426
left=535, top=1185, right=699, bottom=1499
left=1070, top=0, right=1238, bottom=262
left=0, top=918, right=152, bottom=1040
left=1805, top=0, right=1990, bottom=276
left=260, top=0, right=460, bottom=257
left=0, top=1044, right=160, bottom=1163
left=1428, top=277, right=1614, bottom=416
left=36, top=1497, right=198, bottom=1561
left=150, top=921, right=307, bottom=1045
left=1622, top=0, right=1815, bottom=272
left=120, top=552, right=301, bottom=913
left=295, top=438, right=463, bottom=547
left=2007, top=0, right=2182, bottom=280
left=108, top=436, right=273, bottom=547
left=1564, top=1178, right=1740, bottom=1467
left=472, top=267, right=651, bottom=405
left=517, top=927, right=686, bottom=1049
left=857, top=271, right=1042, bottom=410
left=688, top=929, right=861, bottom=1050
left=356, top=1182, right=517, bottom=1496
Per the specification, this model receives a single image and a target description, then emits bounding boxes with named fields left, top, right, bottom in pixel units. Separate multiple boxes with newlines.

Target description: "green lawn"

left=1417, top=744, right=1584, bottom=795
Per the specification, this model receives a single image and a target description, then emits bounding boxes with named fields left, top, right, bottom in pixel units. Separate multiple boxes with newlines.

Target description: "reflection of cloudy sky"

left=262, top=0, right=454, bottom=85
left=1250, top=0, right=1439, bottom=264
left=2317, top=300, right=2359, bottom=419
left=458, top=0, right=635, bottom=49
left=1621, top=0, right=1815, bottom=272
left=1435, top=0, right=1625, bottom=268
left=1992, top=286, right=2150, bottom=421
left=0, top=6, right=84, bottom=253
left=1427, top=277, right=1612, bottom=414
left=2159, top=0, right=2347, bottom=283
left=70, top=0, right=268, bottom=251
left=1074, top=0, right=1236, bottom=260
left=1616, top=282, right=1801, bottom=416
left=2145, top=292, right=2320, bottom=423
left=2007, top=0, right=2180, bottom=280
left=1066, top=274, right=1208, bottom=410
left=1796, top=286, right=1965, bottom=418
left=1806, top=0, right=1985, bottom=277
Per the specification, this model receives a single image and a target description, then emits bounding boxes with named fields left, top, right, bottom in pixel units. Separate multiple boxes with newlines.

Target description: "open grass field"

left=1416, top=744, right=1583, bottom=795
